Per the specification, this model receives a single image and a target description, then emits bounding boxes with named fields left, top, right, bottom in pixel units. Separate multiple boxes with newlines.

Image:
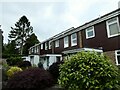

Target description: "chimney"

left=118, top=1, right=120, bottom=8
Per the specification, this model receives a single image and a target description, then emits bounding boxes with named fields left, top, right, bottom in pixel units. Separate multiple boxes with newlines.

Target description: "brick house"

left=29, top=8, right=120, bottom=69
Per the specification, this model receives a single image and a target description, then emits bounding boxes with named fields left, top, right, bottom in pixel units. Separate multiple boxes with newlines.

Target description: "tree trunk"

left=20, top=39, right=24, bottom=55
left=20, top=44, right=23, bottom=55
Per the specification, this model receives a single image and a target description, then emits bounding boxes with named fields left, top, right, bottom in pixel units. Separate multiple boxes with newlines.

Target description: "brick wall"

left=104, top=51, right=116, bottom=65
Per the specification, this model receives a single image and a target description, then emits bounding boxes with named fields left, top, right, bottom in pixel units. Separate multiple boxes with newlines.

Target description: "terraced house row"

left=28, top=8, right=120, bottom=69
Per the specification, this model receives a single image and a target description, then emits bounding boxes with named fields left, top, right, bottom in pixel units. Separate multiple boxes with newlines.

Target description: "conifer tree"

left=9, top=16, right=33, bottom=55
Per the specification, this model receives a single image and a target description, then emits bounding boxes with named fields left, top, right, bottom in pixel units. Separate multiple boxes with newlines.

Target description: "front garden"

left=2, top=51, right=120, bottom=90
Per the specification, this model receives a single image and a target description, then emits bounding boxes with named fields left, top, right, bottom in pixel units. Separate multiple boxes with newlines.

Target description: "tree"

left=23, top=33, right=39, bottom=55
left=8, top=15, right=33, bottom=55
left=59, top=51, right=119, bottom=90
left=0, top=27, right=3, bottom=58
left=3, top=40, right=18, bottom=55
left=2, top=33, right=4, bottom=53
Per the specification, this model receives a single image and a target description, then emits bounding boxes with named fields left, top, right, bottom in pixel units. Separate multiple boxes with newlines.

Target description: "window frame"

left=49, top=41, right=52, bottom=49
left=71, top=33, right=77, bottom=46
left=45, top=42, right=48, bottom=50
left=31, top=48, right=34, bottom=53
left=35, top=47, right=37, bottom=53
left=64, top=36, right=69, bottom=48
left=41, top=44, right=43, bottom=50
left=115, top=50, right=120, bottom=65
left=55, top=40, right=59, bottom=48
left=106, top=17, right=120, bottom=38
left=86, top=26, right=95, bottom=39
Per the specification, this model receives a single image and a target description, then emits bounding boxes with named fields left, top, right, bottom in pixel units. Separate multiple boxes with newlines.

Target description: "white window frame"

left=115, top=50, right=120, bottom=65
left=55, top=40, right=59, bottom=47
left=35, top=47, right=37, bottom=53
left=64, top=36, right=69, bottom=48
left=45, top=42, right=48, bottom=50
left=71, top=33, right=77, bottom=46
left=31, top=48, right=34, bottom=53
left=86, top=26, right=95, bottom=39
left=29, top=50, right=31, bottom=54
left=41, top=44, right=43, bottom=50
left=49, top=41, right=52, bottom=49
left=106, top=17, right=120, bottom=38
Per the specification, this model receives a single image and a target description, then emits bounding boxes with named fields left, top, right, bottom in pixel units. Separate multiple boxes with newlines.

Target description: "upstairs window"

left=115, top=50, right=120, bottom=65
left=106, top=17, right=120, bottom=38
left=86, top=26, right=95, bottom=39
left=29, top=50, right=31, bottom=54
left=55, top=40, right=59, bottom=47
left=71, top=33, right=77, bottom=46
left=41, top=44, right=43, bottom=49
left=31, top=48, right=34, bottom=53
left=35, top=47, right=37, bottom=53
left=64, top=36, right=69, bottom=48
left=45, top=42, right=48, bottom=50
left=49, top=41, right=52, bottom=49
left=36, top=46, right=39, bottom=53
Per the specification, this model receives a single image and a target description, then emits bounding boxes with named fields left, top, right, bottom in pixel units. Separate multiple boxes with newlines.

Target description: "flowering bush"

left=58, top=51, right=119, bottom=90
left=4, top=68, right=54, bottom=89
left=7, top=66, right=22, bottom=78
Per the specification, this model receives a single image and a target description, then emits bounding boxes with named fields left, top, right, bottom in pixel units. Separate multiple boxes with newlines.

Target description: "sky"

left=0, top=0, right=120, bottom=43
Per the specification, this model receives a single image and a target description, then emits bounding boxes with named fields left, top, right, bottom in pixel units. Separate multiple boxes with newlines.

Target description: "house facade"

left=29, top=8, right=120, bottom=69
left=28, top=43, right=40, bottom=66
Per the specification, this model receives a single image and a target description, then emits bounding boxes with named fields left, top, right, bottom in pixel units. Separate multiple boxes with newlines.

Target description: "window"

left=56, top=56, right=61, bottom=62
left=45, top=43, right=48, bottom=50
left=36, top=46, right=39, bottom=53
left=55, top=40, right=59, bottom=47
left=64, top=36, right=69, bottom=48
left=35, top=47, right=37, bottom=53
left=115, top=50, right=120, bottom=65
left=41, top=44, right=43, bottom=49
left=49, top=41, right=52, bottom=49
left=29, top=50, right=31, bottom=54
left=106, top=17, right=120, bottom=38
left=71, top=33, right=77, bottom=46
left=86, top=26, right=95, bottom=39
left=31, top=48, right=34, bottom=53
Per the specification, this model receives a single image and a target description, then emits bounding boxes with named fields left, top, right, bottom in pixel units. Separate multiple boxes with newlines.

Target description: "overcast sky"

left=0, top=0, right=120, bottom=43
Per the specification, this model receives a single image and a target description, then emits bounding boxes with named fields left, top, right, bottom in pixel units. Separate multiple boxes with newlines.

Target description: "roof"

left=29, top=8, right=120, bottom=48
left=42, top=8, right=120, bottom=42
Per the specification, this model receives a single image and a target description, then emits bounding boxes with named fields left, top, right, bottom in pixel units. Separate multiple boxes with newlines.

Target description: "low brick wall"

left=104, top=51, right=116, bottom=65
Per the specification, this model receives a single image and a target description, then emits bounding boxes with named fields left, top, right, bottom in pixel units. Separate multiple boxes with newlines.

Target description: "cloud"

left=1, top=0, right=120, bottom=43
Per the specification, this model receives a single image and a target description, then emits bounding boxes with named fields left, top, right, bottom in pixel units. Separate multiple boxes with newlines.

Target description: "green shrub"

left=58, top=51, right=119, bottom=90
left=7, top=66, right=22, bottom=78
left=6, top=57, right=23, bottom=66
left=49, top=61, right=63, bottom=84
left=2, top=54, right=21, bottom=59
left=2, top=63, right=10, bottom=82
left=38, top=62, right=43, bottom=68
